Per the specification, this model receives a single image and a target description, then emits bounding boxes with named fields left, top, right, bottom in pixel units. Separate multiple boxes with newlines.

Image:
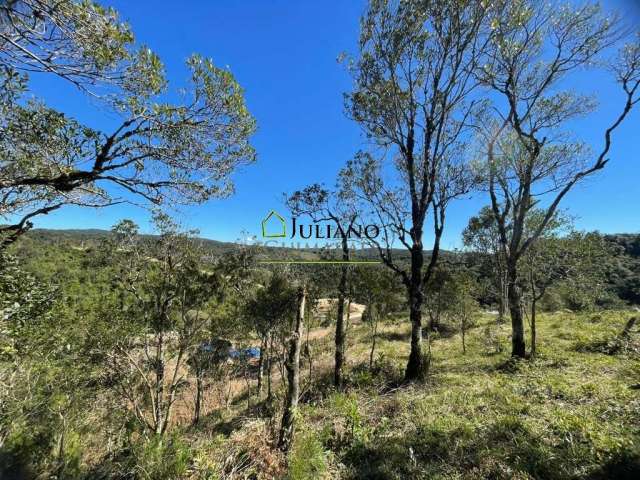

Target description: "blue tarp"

left=228, top=347, right=260, bottom=359
left=198, top=341, right=260, bottom=360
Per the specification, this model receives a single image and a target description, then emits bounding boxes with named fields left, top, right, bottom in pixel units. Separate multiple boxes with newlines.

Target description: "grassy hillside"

left=4, top=229, right=640, bottom=479
left=125, top=309, right=640, bottom=480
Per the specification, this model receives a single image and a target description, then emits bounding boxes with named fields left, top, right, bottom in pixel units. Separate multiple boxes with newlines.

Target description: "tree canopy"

left=0, top=0, right=256, bottom=247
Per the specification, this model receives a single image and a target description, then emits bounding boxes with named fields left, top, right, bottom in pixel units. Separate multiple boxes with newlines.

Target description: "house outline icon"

left=261, top=210, right=286, bottom=238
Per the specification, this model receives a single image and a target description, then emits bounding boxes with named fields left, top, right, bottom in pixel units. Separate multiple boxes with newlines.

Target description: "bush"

left=127, top=434, right=191, bottom=480
left=288, top=429, right=329, bottom=480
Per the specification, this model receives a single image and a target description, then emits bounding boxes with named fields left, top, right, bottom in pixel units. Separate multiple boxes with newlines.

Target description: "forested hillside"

left=14, top=228, right=640, bottom=308
left=2, top=228, right=640, bottom=478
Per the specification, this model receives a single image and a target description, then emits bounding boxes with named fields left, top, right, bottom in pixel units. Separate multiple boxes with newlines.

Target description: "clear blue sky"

left=28, top=0, right=640, bottom=250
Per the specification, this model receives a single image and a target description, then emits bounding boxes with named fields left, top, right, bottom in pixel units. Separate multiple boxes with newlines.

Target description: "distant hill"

left=25, top=228, right=237, bottom=253
left=22, top=228, right=417, bottom=262
left=14, top=229, right=640, bottom=305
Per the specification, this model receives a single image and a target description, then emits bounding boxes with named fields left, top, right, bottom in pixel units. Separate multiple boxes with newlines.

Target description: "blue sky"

left=28, top=0, right=640, bottom=250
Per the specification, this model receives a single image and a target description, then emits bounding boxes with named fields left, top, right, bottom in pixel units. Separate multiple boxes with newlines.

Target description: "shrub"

left=127, top=434, right=191, bottom=480
left=288, top=429, right=329, bottom=480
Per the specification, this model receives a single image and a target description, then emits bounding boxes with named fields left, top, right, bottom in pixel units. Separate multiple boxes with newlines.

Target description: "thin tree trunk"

left=305, top=317, right=313, bottom=379
left=530, top=298, right=537, bottom=357
left=498, top=270, right=507, bottom=324
left=225, top=373, right=233, bottom=411
left=257, top=335, right=267, bottom=397
left=433, top=295, right=441, bottom=332
left=334, top=244, right=349, bottom=388
left=278, top=287, right=305, bottom=452
left=529, top=269, right=538, bottom=358
left=369, top=311, right=378, bottom=370
left=193, top=372, right=203, bottom=425
left=279, top=341, right=286, bottom=380
left=267, top=335, right=274, bottom=401
left=154, top=332, right=166, bottom=434
left=461, top=318, right=466, bottom=354
left=507, top=262, right=526, bottom=358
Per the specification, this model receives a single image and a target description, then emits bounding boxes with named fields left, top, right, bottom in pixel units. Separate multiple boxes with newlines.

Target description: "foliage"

left=0, top=1, right=639, bottom=477
left=0, top=0, right=256, bottom=246
left=288, top=428, right=330, bottom=480
left=303, top=310, right=640, bottom=480
left=104, top=213, right=226, bottom=435
left=0, top=251, right=102, bottom=478
left=126, top=434, right=192, bottom=480
left=2, top=227, right=640, bottom=477
left=341, top=0, right=490, bottom=380
left=476, top=0, right=640, bottom=356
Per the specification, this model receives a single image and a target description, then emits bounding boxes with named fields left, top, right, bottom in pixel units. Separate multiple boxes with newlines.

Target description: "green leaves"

left=0, top=253, right=58, bottom=360
left=122, top=46, right=168, bottom=105
left=0, top=1, right=257, bottom=245
left=0, top=0, right=135, bottom=86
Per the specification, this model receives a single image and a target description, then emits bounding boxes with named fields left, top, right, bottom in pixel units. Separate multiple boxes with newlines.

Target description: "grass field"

left=176, top=309, right=640, bottom=480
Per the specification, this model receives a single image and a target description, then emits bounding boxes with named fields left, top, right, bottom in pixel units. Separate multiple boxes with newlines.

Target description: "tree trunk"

left=405, top=241, right=428, bottom=382
left=154, top=332, right=166, bottom=434
left=369, top=310, right=378, bottom=370
left=267, top=335, right=274, bottom=401
left=507, top=262, right=526, bottom=358
left=461, top=319, right=466, bottom=354
left=306, top=328, right=313, bottom=379
left=278, top=287, right=305, bottom=452
left=257, top=335, right=267, bottom=397
left=498, top=271, right=507, bottom=324
left=427, top=294, right=441, bottom=332
left=530, top=298, right=537, bottom=357
left=193, top=372, right=203, bottom=425
left=405, top=283, right=426, bottom=381
left=334, top=240, right=349, bottom=388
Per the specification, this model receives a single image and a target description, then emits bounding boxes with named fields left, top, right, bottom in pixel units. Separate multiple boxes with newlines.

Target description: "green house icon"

left=262, top=210, right=286, bottom=238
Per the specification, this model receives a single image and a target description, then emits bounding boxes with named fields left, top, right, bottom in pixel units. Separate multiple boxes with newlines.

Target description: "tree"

left=107, top=214, right=221, bottom=435
left=463, top=206, right=508, bottom=323
left=188, top=338, right=230, bottom=426
left=244, top=272, right=296, bottom=400
left=286, top=183, right=357, bottom=388
left=0, top=0, right=256, bottom=248
left=187, top=245, right=254, bottom=424
left=448, top=271, right=478, bottom=355
left=0, top=252, right=59, bottom=473
left=353, top=266, right=403, bottom=369
left=423, top=265, right=457, bottom=332
left=522, top=230, right=611, bottom=355
left=421, top=263, right=478, bottom=353
left=0, top=0, right=133, bottom=88
left=0, top=250, right=100, bottom=477
left=342, top=0, right=490, bottom=380
left=478, top=1, right=640, bottom=357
